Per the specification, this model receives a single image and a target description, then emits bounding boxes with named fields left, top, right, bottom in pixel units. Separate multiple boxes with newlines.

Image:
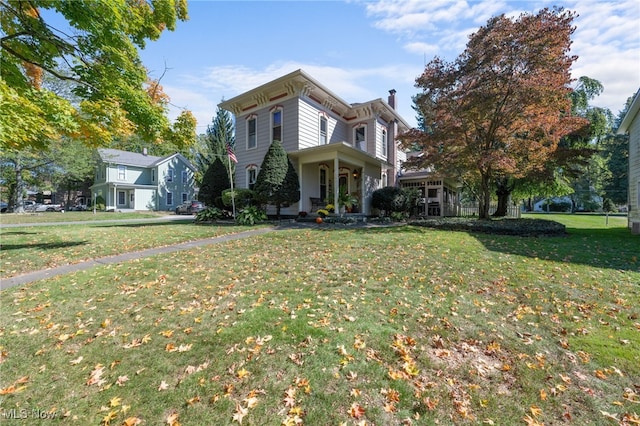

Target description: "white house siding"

left=629, top=111, right=640, bottom=226
left=298, top=98, right=321, bottom=149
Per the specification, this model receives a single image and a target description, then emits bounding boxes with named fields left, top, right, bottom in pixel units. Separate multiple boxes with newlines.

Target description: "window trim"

left=117, top=190, right=126, bottom=205
left=166, top=190, right=174, bottom=206
left=181, top=170, right=188, bottom=185
left=182, top=192, right=188, bottom=203
left=117, top=165, right=126, bottom=181
left=166, top=168, right=174, bottom=182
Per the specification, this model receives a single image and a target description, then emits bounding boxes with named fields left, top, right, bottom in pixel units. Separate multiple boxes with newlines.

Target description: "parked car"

left=0, top=202, right=8, bottom=213
left=33, top=203, right=64, bottom=212
left=175, top=200, right=205, bottom=215
left=69, top=204, right=87, bottom=211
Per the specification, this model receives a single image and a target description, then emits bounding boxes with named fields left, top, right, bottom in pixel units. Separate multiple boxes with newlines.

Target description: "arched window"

left=271, top=106, right=283, bottom=143
left=381, top=128, right=388, bottom=157
left=319, top=112, right=328, bottom=145
left=354, top=125, right=366, bottom=151
left=246, top=164, right=258, bottom=190
left=246, top=114, right=257, bottom=149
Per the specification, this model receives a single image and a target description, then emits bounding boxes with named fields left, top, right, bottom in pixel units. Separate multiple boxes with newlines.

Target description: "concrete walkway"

left=0, top=227, right=275, bottom=290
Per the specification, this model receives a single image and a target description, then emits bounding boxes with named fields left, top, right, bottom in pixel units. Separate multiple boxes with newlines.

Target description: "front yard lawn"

left=0, top=216, right=638, bottom=425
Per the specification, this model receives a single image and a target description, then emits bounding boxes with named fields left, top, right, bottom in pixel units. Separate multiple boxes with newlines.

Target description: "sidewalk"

left=0, top=227, right=275, bottom=290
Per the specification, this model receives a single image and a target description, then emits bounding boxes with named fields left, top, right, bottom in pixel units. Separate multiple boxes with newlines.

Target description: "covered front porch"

left=289, top=142, right=387, bottom=216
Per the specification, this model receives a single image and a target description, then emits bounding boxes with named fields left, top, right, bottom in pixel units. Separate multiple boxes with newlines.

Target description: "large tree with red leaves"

left=400, top=7, right=588, bottom=219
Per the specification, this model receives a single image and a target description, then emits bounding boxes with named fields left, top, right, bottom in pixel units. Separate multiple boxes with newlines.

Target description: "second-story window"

left=247, top=116, right=257, bottom=149
left=182, top=170, right=188, bottom=185
left=381, top=129, right=388, bottom=157
left=118, top=165, right=126, bottom=180
left=319, top=115, right=328, bottom=145
left=272, top=108, right=282, bottom=142
left=166, top=168, right=174, bottom=182
left=355, top=126, right=366, bottom=151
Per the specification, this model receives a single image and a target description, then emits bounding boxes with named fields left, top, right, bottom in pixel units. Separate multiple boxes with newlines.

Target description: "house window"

left=182, top=192, right=188, bottom=203
left=247, top=116, right=257, bottom=149
left=166, top=190, right=173, bottom=206
left=118, top=191, right=125, bottom=205
left=272, top=108, right=282, bottom=142
left=246, top=166, right=258, bottom=190
left=152, top=169, right=155, bottom=182
left=182, top=171, right=188, bottom=185
left=319, top=115, right=328, bottom=145
left=319, top=166, right=328, bottom=201
left=118, top=165, right=126, bottom=181
left=381, top=129, right=388, bottom=157
left=166, top=168, right=174, bottom=182
left=355, top=126, right=366, bottom=151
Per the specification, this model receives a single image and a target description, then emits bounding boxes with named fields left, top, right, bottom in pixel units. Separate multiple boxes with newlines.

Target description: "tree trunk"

left=493, top=188, right=510, bottom=217
left=12, top=156, right=26, bottom=213
left=478, top=174, right=491, bottom=219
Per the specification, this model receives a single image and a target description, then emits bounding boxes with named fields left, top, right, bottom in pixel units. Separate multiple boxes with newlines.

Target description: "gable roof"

left=97, top=148, right=195, bottom=171
left=97, top=148, right=162, bottom=167
left=617, top=89, right=640, bottom=134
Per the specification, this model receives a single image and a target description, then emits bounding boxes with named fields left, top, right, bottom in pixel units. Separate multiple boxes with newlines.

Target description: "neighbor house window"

left=247, top=115, right=257, bottom=149
left=166, top=190, right=173, bottom=206
left=246, top=165, right=258, bottom=190
left=166, top=168, right=174, bottom=182
left=271, top=108, right=282, bottom=142
left=152, top=169, right=155, bottom=182
left=319, top=115, right=328, bottom=145
left=182, top=170, right=188, bottom=185
left=182, top=192, right=188, bottom=203
left=381, top=129, right=388, bottom=157
left=355, top=126, right=366, bottom=151
left=118, top=191, right=125, bottom=205
left=118, top=165, right=126, bottom=181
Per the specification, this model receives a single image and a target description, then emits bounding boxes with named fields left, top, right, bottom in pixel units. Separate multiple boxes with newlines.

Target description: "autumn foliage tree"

left=400, top=7, right=588, bottom=219
left=0, top=0, right=193, bottom=150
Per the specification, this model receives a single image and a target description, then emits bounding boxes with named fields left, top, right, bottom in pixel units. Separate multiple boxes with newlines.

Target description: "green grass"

left=0, top=215, right=638, bottom=425
left=0, top=220, right=259, bottom=278
left=0, top=211, right=164, bottom=225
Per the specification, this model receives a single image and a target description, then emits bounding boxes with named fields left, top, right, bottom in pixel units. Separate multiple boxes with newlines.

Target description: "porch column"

left=298, top=158, right=304, bottom=212
left=333, top=157, right=340, bottom=207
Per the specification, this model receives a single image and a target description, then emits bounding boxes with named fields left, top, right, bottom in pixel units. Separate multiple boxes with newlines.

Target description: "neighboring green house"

left=91, top=148, right=197, bottom=211
left=617, top=89, right=640, bottom=233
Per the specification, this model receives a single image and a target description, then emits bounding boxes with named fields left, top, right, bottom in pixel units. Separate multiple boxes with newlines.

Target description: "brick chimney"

left=388, top=89, right=396, bottom=109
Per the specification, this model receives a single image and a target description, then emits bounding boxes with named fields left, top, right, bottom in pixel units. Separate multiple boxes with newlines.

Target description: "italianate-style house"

left=219, top=69, right=459, bottom=216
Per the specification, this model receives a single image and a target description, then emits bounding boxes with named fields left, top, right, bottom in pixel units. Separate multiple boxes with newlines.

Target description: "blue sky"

left=138, top=0, right=639, bottom=132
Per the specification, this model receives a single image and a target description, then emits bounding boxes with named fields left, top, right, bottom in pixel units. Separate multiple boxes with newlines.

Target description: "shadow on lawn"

left=93, top=221, right=196, bottom=229
left=348, top=223, right=639, bottom=273
left=0, top=241, right=88, bottom=251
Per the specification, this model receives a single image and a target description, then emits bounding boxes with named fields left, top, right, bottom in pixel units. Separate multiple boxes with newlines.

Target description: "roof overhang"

left=288, top=142, right=385, bottom=168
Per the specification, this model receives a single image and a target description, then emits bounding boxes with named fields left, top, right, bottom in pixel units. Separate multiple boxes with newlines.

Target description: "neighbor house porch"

left=398, top=172, right=462, bottom=217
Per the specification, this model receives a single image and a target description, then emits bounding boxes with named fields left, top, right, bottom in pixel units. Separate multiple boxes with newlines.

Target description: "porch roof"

left=288, top=141, right=385, bottom=167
